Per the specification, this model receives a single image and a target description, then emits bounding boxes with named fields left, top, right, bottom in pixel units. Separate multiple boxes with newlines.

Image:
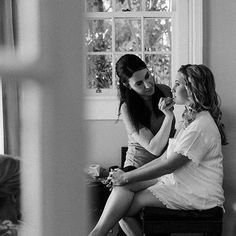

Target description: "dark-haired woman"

left=116, top=54, right=176, bottom=170
left=115, top=54, right=176, bottom=236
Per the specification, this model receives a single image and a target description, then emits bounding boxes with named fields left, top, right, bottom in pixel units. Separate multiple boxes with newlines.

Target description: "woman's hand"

left=158, top=97, right=174, bottom=117
left=105, top=169, right=128, bottom=188
left=112, top=169, right=129, bottom=186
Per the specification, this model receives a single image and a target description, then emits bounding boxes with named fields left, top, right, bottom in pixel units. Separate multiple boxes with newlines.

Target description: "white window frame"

left=83, top=0, right=203, bottom=122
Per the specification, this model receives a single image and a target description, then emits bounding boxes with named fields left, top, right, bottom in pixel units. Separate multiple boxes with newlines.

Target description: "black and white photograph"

left=0, top=1, right=235, bottom=236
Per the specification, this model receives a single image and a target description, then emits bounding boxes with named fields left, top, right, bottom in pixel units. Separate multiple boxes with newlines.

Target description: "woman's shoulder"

left=156, top=84, right=172, bottom=97
left=120, top=103, right=131, bottom=120
left=120, top=103, right=137, bottom=134
left=198, top=111, right=218, bottom=130
left=188, top=111, right=218, bottom=134
left=121, top=103, right=128, bottom=114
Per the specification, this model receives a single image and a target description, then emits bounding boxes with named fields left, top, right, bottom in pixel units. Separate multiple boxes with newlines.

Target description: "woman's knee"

left=112, top=185, right=133, bottom=193
left=112, top=183, right=141, bottom=193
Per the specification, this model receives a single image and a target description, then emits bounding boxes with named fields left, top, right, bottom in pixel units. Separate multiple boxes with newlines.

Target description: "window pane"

left=115, top=18, right=141, bottom=52
left=87, top=55, right=112, bottom=92
left=145, top=0, right=172, bottom=12
left=86, top=0, right=112, bottom=12
left=145, top=54, right=171, bottom=86
left=115, top=0, right=141, bottom=12
left=144, top=18, right=171, bottom=52
left=85, top=19, right=112, bottom=52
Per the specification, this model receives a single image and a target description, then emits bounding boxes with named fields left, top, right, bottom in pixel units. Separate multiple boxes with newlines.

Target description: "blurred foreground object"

left=0, top=155, right=20, bottom=224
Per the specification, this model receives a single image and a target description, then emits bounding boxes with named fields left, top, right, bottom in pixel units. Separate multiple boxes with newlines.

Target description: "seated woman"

left=116, top=54, right=176, bottom=171
left=115, top=54, right=176, bottom=236
left=88, top=64, right=227, bottom=236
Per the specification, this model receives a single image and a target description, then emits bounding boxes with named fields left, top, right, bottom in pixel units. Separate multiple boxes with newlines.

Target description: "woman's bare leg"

left=118, top=188, right=166, bottom=236
left=119, top=217, right=143, bottom=236
left=88, top=180, right=156, bottom=236
left=88, top=186, right=133, bottom=236
left=127, top=188, right=166, bottom=216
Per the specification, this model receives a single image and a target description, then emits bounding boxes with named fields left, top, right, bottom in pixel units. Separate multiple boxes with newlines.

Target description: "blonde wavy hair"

left=178, top=64, right=227, bottom=145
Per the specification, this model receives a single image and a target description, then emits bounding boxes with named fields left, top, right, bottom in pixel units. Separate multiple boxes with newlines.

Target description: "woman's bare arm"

left=121, top=102, right=174, bottom=156
left=111, top=152, right=189, bottom=186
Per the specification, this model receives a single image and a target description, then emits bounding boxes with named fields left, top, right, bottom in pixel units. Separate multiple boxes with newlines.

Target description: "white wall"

left=85, top=120, right=127, bottom=168
left=203, top=1, right=236, bottom=235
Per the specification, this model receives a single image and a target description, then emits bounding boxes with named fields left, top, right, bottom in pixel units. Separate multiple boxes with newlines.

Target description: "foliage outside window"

left=85, top=0, right=174, bottom=95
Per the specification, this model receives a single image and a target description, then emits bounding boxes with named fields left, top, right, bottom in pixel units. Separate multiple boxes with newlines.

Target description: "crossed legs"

left=88, top=179, right=165, bottom=236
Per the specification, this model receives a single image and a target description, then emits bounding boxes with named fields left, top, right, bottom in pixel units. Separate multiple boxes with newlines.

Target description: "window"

left=85, top=0, right=172, bottom=93
left=83, top=0, right=203, bottom=121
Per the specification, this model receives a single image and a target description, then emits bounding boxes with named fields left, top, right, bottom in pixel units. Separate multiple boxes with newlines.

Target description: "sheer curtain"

left=0, top=0, right=20, bottom=156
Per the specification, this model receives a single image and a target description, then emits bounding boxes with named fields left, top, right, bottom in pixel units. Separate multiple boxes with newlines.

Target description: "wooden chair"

left=121, top=147, right=223, bottom=236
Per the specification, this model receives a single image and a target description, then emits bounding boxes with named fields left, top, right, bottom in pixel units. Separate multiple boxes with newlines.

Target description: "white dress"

left=147, top=111, right=225, bottom=210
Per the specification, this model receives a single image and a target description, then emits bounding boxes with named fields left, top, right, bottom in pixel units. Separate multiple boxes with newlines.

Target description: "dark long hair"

left=116, top=54, right=164, bottom=132
left=178, top=64, right=227, bottom=145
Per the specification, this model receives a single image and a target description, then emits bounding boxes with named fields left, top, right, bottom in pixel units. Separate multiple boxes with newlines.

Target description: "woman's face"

left=172, top=72, right=191, bottom=105
left=128, top=68, right=155, bottom=99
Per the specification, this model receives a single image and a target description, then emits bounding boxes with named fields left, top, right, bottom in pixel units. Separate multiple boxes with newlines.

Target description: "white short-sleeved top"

left=148, top=111, right=225, bottom=210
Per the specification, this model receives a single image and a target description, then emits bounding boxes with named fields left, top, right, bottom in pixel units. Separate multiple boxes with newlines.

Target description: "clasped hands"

left=104, top=168, right=128, bottom=190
